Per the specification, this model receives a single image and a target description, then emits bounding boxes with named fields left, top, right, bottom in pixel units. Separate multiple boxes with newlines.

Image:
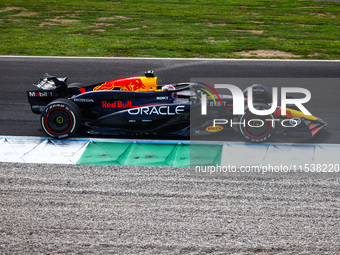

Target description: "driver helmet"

left=161, top=85, right=175, bottom=91
left=162, top=85, right=177, bottom=98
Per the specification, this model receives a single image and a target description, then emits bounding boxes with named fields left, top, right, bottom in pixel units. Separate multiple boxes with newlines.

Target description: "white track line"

left=1, top=55, right=340, bottom=62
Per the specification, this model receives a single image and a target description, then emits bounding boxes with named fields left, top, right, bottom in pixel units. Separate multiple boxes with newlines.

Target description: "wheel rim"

left=243, top=113, right=272, bottom=139
left=45, top=108, right=72, bottom=135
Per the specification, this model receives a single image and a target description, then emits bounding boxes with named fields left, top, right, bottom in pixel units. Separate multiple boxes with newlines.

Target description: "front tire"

left=41, top=98, right=81, bottom=139
left=238, top=104, right=276, bottom=143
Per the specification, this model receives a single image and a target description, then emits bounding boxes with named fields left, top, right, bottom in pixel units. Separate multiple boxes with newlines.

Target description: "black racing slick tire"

left=238, top=104, right=276, bottom=143
left=41, top=98, right=81, bottom=139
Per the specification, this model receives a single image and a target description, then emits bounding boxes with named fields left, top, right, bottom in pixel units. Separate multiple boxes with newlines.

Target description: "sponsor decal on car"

left=102, top=101, right=132, bottom=108
left=73, top=98, right=95, bottom=103
left=28, top=91, right=55, bottom=97
left=128, top=105, right=185, bottom=115
left=206, top=125, right=224, bottom=133
left=156, top=96, right=169, bottom=100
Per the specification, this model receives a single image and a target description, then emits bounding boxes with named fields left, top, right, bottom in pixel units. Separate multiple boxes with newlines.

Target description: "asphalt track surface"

left=0, top=56, right=340, bottom=143
left=1, top=57, right=340, bottom=254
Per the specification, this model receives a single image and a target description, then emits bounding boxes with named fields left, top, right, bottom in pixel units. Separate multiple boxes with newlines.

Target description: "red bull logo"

left=102, top=101, right=132, bottom=108
left=94, top=77, right=146, bottom=91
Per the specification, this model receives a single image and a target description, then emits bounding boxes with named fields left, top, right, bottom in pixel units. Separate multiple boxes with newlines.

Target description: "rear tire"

left=41, top=98, right=81, bottom=139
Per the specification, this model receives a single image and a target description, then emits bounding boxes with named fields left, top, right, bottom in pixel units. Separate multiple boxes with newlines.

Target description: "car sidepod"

left=72, top=90, right=190, bottom=136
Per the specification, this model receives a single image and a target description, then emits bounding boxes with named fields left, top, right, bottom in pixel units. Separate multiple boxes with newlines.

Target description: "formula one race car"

left=27, top=71, right=327, bottom=142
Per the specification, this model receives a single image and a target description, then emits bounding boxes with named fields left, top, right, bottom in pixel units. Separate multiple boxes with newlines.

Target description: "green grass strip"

left=1, top=0, right=339, bottom=59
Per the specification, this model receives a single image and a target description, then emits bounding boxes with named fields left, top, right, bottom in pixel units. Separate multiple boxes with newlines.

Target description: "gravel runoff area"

left=0, top=163, right=339, bottom=254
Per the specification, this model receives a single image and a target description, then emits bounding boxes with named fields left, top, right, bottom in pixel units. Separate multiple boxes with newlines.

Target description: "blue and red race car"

left=27, top=71, right=326, bottom=142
